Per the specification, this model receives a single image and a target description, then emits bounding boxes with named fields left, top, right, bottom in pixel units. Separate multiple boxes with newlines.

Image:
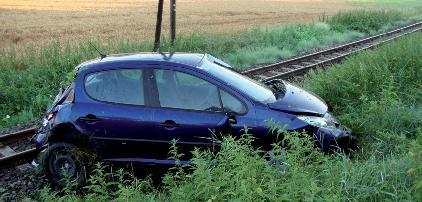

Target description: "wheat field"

left=0, top=0, right=356, bottom=49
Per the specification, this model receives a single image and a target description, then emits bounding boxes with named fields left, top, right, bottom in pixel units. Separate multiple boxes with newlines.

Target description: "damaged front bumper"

left=30, top=118, right=51, bottom=168
left=315, top=127, right=357, bottom=153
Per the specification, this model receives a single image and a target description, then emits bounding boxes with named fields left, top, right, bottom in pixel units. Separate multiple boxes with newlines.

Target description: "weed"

left=329, top=10, right=404, bottom=33
left=303, top=32, right=422, bottom=140
left=36, top=128, right=421, bottom=201
left=350, top=0, right=422, bottom=10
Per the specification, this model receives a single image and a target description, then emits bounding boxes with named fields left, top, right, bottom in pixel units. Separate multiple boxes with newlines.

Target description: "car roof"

left=76, top=52, right=205, bottom=71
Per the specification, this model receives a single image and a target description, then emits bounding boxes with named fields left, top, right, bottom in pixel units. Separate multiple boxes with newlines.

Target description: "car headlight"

left=297, top=116, right=337, bottom=129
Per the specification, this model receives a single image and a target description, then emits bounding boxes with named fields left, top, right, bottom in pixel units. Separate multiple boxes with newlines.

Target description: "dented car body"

left=32, top=53, right=355, bottom=185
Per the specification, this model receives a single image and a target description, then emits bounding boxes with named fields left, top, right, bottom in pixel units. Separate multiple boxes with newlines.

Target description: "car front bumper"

left=314, top=127, right=357, bottom=153
left=30, top=122, right=50, bottom=169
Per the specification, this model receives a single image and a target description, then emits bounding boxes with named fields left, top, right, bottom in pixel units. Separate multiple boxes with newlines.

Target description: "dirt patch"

left=0, top=0, right=356, bottom=49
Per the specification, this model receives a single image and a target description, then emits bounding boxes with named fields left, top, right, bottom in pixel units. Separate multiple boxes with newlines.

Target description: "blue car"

left=32, top=53, right=355, bottom=186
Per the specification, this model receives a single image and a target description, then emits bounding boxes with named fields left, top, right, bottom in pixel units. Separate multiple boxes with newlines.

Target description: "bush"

left=37, top=129, right=421, bottom=201
left=303, top=32, right=422, bottom=140
left=329, top=10, right=404, bottom=33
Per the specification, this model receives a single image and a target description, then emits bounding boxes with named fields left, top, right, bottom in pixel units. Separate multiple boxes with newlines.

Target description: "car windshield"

left=198, top=56, right=278, bottom=104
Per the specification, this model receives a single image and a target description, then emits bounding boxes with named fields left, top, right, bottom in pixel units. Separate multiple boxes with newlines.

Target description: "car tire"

left=44, top=142, right=88, bottom=187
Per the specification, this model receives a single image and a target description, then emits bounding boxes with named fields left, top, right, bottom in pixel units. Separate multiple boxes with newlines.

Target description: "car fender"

left=49, top=122, right=98, bottom=155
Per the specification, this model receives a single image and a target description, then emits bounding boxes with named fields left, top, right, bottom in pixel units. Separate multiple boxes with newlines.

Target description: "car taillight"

left=46, top=111, right=57, bottom=121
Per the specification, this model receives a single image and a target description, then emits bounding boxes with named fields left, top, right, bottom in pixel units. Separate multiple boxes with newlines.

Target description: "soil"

left=0, top=123, right=43, bottom=201
left=0, top=164, right=48, bottom=201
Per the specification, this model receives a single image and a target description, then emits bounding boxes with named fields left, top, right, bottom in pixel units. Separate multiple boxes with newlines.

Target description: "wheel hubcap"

left=51, top=152, right=79, bottom=179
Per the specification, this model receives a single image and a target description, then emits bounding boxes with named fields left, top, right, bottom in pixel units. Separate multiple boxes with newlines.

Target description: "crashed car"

left=32, top=53, right=355, bottom=186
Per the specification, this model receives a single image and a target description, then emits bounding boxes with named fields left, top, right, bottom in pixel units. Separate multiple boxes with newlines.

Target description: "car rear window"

left=84, top=69, right=145, bottom=105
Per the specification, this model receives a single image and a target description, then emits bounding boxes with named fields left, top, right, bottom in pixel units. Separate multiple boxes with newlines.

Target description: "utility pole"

left=153, top=0, right=177, bottom=51
left=170, top=0, right=176, bottom=46
left=153, top=0, right=164, bottom=51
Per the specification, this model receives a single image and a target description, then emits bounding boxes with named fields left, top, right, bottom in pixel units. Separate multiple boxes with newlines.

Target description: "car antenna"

left=88, top=41, right=107, bottom=59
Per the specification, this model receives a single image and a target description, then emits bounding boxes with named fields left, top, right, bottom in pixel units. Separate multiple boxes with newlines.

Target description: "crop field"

left=1, top=0, right=422, bottom=201
left=0, top=0, right=358, bottom=49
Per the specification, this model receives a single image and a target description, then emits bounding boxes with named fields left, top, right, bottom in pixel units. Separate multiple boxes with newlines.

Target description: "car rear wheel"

left=44, top=143, right=87, bottom=187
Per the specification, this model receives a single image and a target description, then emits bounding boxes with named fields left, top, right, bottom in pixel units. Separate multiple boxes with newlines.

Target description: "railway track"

left=0, top=21, right=421, bottom=169
left=0, top=127, right=38, bottom=169
left=242, top=21, right=422, bottom=81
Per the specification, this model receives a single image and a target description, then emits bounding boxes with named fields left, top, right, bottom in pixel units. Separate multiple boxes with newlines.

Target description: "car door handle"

left=79, top=114, right=101, bottom=122
left=159, top=120, right=179, bottom=128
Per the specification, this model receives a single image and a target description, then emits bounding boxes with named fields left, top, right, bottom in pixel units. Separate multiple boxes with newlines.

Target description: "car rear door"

left=76, top=68, right=160, bottom=160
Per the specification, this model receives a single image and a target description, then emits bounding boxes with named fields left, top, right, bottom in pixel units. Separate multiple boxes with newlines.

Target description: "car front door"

left=150, top=68, right=256, bottom=160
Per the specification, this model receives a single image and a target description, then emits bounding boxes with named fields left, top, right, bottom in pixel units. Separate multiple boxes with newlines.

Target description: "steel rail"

left=242, top=21, right=422, bottom=81
left=0, top=148, right=38, bottom=169
left=0, top=127, right=37, bottom=143
left=0, top=127, right=38, bottom=169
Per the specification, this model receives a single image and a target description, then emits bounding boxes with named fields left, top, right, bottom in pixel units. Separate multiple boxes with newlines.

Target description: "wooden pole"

left=170, top=0, right=176, bottom=46
left=153, top=0, right=164, bottom=51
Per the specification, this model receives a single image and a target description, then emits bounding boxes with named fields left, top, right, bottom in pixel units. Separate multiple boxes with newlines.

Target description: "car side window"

left=154, top=69, right=222, bottom=112
left=220, top=89, right=246, bottom=114
left=85, top=69, right=144, bottom=105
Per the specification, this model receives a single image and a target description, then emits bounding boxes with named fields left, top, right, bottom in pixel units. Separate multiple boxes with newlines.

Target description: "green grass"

left=1, top=10, right=420, bottom=128
left=30, top=26, right=422, bottom=202
left=303, top=32, right=422, bottom=141
left=36, top=133, right=422, bottom=201
left=350, top=0, right=422, bottom=9
left=328, top=10, right=403, bottom=33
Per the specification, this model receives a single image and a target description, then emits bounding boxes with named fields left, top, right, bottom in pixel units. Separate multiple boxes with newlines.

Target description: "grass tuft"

left=303, top=32, right=422, bottom=151
left=328, top=10, right=404, bottom=33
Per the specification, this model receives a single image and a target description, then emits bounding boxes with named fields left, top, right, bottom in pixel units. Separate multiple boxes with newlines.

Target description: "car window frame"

left=198, top=58, right=277, bottom=104
left=186, top=67, right=250, bottom=116
left=83, top=68, right=147, bottom=107
left=218, top=87, right=248, bottom=115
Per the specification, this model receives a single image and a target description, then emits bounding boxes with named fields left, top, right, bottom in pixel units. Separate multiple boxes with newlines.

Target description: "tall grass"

left=303, top=32, right=422, bottom=141
left=350, top=0, right=422, bottom=9
left=328, top=10, right=403, bottom=33
left=33, top=27, right=422, bottom=202
left=0, top=10, right=419, bottom=128
left=36, top=128, right=422, bottom=201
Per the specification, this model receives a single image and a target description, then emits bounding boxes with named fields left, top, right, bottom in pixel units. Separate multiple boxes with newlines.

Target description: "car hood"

left=267, top=82, right=328, bottom=116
